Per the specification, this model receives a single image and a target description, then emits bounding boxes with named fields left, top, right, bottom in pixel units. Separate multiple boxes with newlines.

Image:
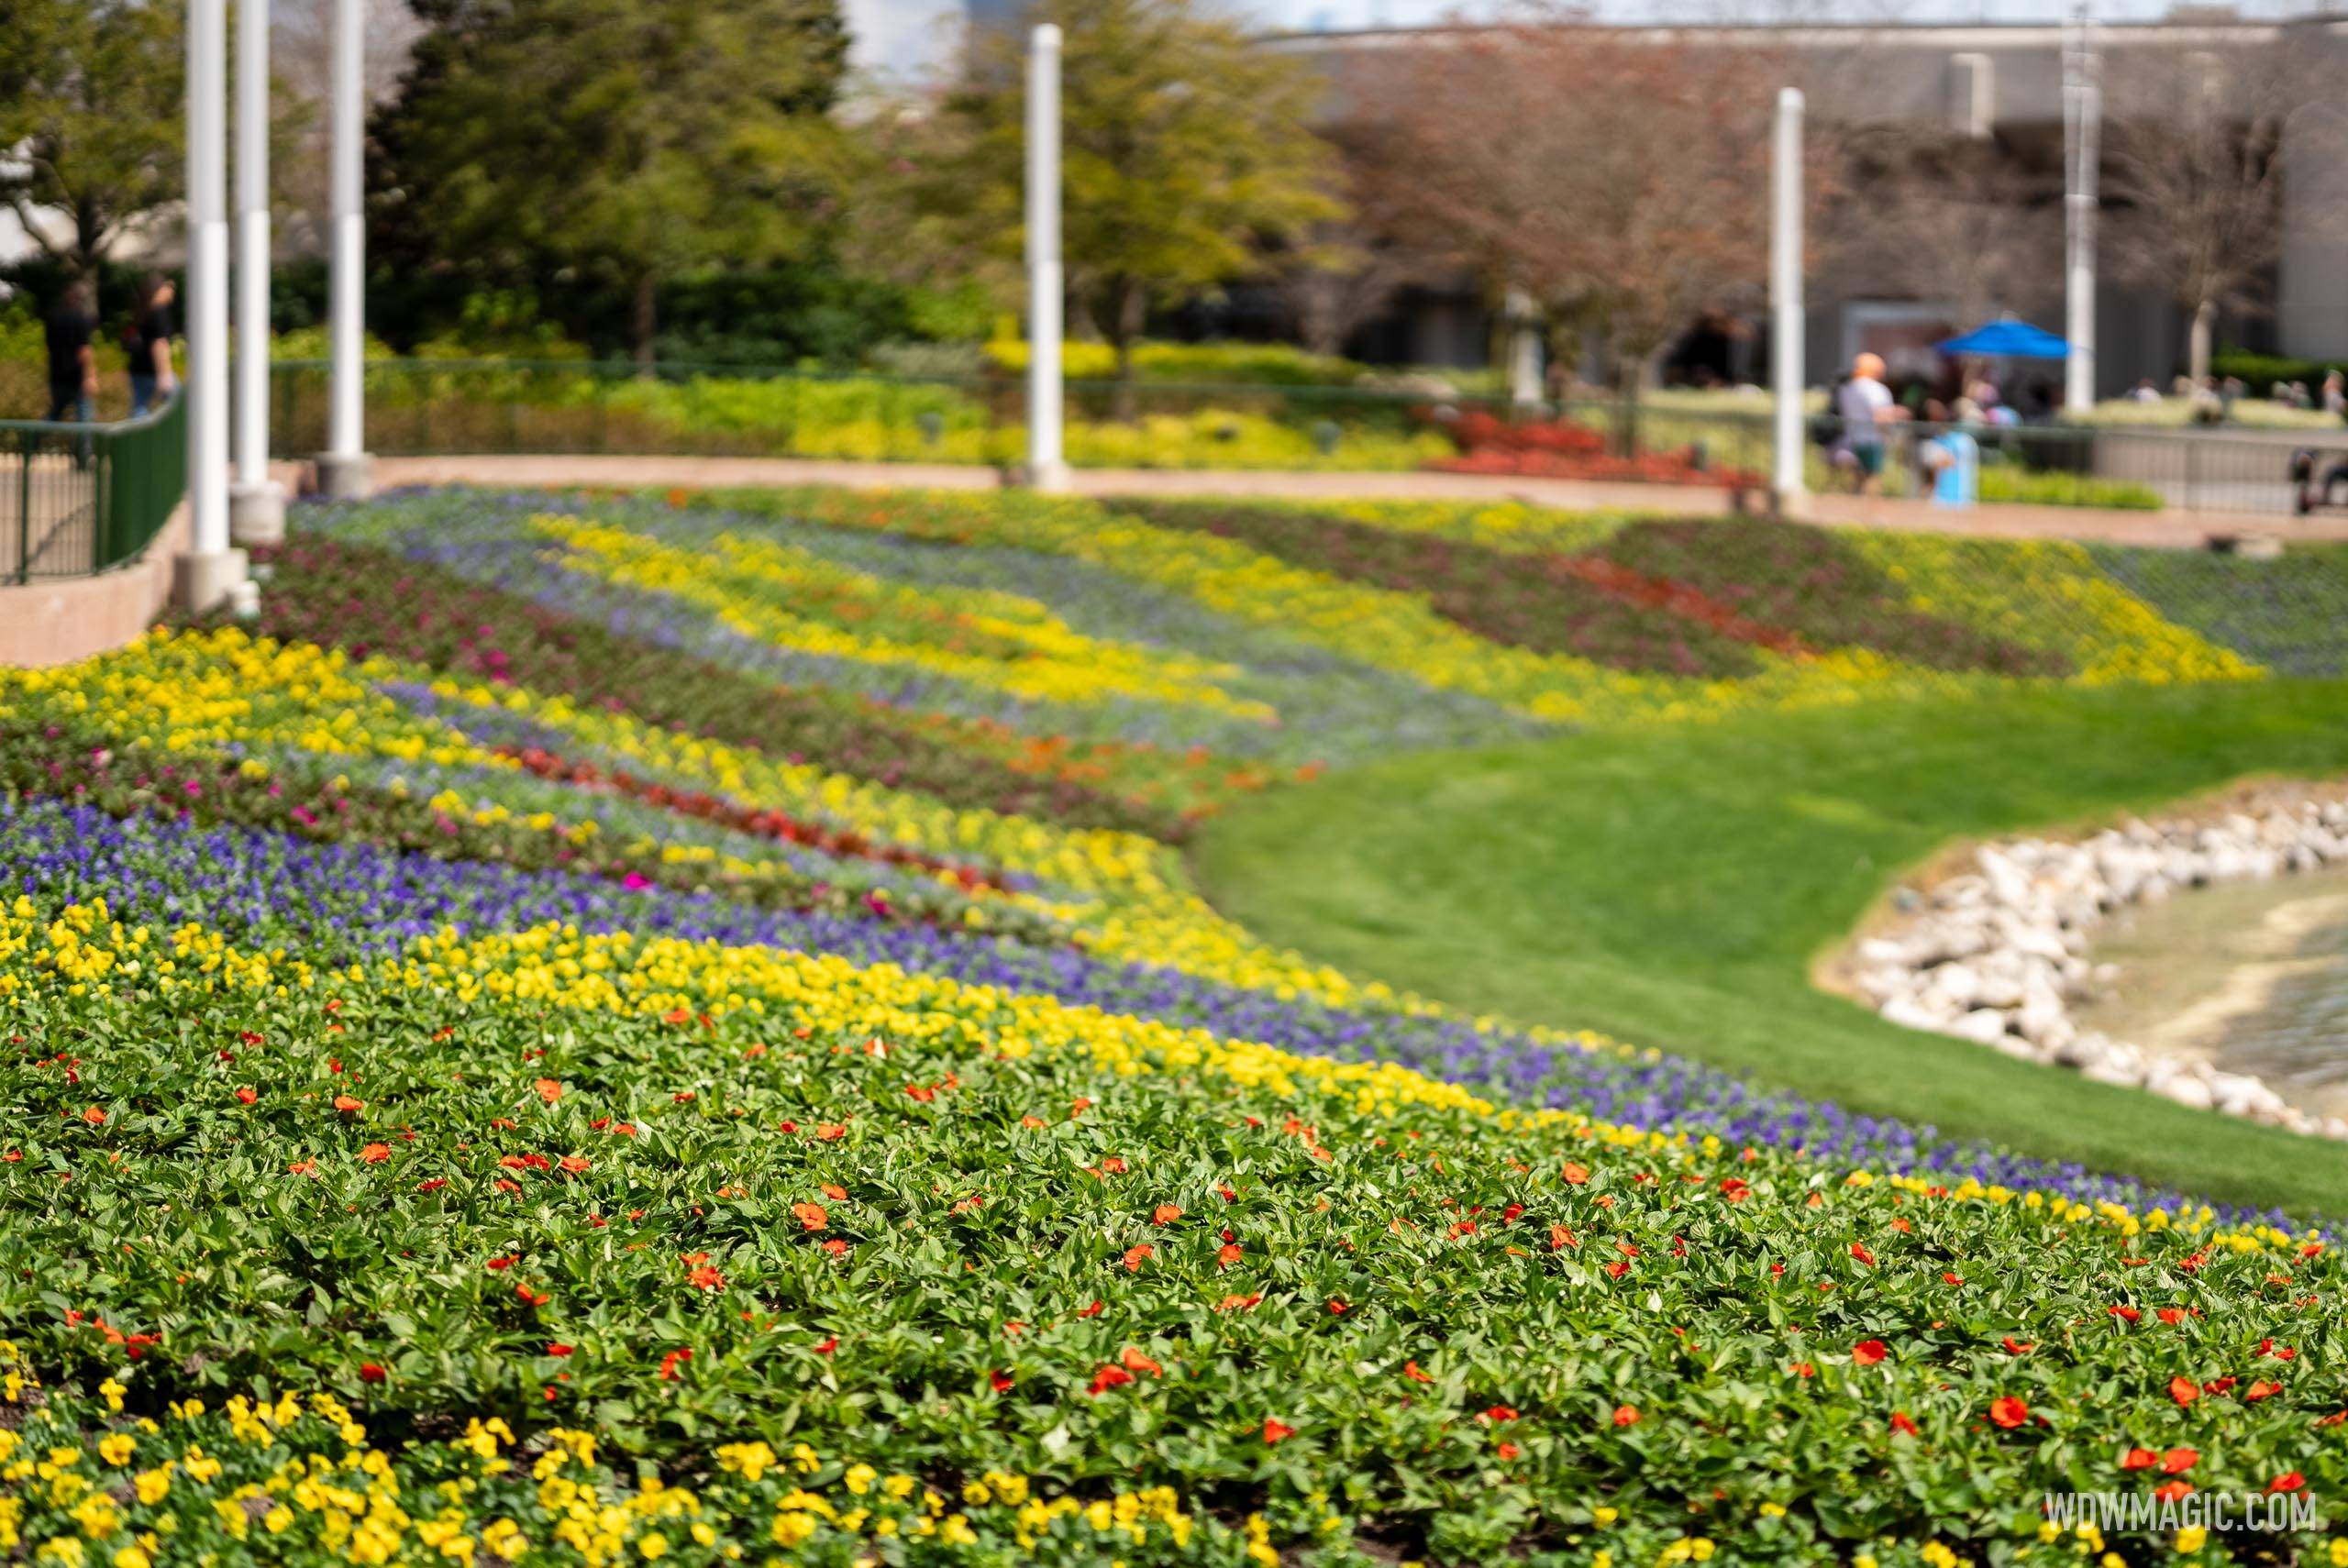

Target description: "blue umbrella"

left=1934, top=320, right=2073, bottom=359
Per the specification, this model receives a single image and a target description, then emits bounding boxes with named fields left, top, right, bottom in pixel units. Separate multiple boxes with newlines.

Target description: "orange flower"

left=234, top=1088, right=258, bottom=1105
left=359, top=1143, right=392, bottom=1164
left=332, top=1095, right=363, bottom=1114
left=1611, top=1404, right=1640, bottom=1427
left=792, top=1201, right=828, bottom=1231
left=1152, top=1204, right=1183, bottom=1225
left=1848, top=1244, right=1875, bottom=1266
left=534, top=1078, right=562, bottom=1104
left=1123, top=1244, right=1154, bottom=1271
left=2154, top=1480, right=2194, bottom=1503
left=1216, top=1294, right=1262, bottom=1312
left=1889, top=1411, right=1920, bottom=1436
left=1989, top=1396, right=2029, bottom=1428
left=2121, top=1448, right=2157, bottom=1471
left=1549, top=1224, right=1578, bottom=1251
left=1562, top=1162, right=1589, bottom=1185
left=1852, top=1339, right=1888, bottom=1366
left=1216, top=1243, right=1244, bottom=1268
left=821, top=1183, right=847, bottom=1201
left=2168, top=1376, right=2199, bottom=1406
left=1088, top=1365, right=1135, bottom=1397
left=559, top=1154, right=590, bottom=1174
left=81, top=1107, right=105, bottom=1126
left=2162, top=1448, right=2198, bottom=1474
left=814, top=1123, right=847, bottom=1142
left=1404, top=1361, right=1434, bottom=1384
left=1120, top=1346, right=1162, bottom=1376
left=1497, top=1441, right=1520, bottom=1460
left=686, top=1264, right=725, bottom=1290
left=1261, top=1418, right=1295, bottom=1445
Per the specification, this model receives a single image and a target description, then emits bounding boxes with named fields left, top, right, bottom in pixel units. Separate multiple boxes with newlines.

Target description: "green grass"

left=1196, top=677, right=2348, bottom=1220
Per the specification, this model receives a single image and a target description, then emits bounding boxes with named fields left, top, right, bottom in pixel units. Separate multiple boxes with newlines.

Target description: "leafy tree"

left=0, top=0, right=183, bottom=278
left=929, top=0, right=1338, bottom=413
left=1359, top=12, right=1788, bottom=438
left=371, top=0, right=848, bottom=366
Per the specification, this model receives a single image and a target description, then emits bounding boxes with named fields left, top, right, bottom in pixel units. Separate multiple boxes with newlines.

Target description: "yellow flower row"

left=537, top=514, right=1272, bottom=717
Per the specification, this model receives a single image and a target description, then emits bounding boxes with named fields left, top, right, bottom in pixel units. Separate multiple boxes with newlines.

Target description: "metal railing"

left=260, top=359, right=2348, bottom=515
left=0, top=397, right=187, bottom=583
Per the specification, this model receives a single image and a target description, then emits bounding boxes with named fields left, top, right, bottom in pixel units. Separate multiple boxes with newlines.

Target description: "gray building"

left=1246, top=11, right=2348, bottom=397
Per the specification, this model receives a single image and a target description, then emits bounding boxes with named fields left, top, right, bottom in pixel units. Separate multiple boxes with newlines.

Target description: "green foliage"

left=371, top=0, right=850, bottom=361
left=2211, top=348, right=2348, bottom=399
left=933, top=0, right=1340, bottom=377
left=0, top=0, right=182, bottom=272
left=1976, top=467, right=2164, bottom=511
left=986, top=337, right=1376, bottom=387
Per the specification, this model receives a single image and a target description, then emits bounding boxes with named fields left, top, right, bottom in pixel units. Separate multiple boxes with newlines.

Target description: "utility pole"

left=1024, top=22, right=1069, bottom=493
left=1770, top=86, right=1806, bottom=509
left=229, top=0, right=284, bottom=545
left=316, top=0, right=373, bottom=500
left=2063, top=0, right=2099, bottom=413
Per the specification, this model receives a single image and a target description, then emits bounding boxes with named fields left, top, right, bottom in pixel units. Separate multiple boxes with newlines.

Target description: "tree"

left=271, top=0, right=419, bottom=254
left=1360, top=12, right=1792, bottom=433
left=2102, top=39, right=2334, bottom=386
left=0, top=0, right=183, bottom=277
left=371, top=0, right=848, bottom=366
left=929, top=0, right=1340, bottom=414
left=1825, top=133, right=2058, bottom=334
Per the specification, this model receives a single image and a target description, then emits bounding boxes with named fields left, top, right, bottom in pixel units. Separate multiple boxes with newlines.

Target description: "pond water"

left=2073, top=865, right=2348, bottom=1122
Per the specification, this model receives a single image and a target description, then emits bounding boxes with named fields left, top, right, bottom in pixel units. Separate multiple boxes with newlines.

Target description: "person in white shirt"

left=1834, top=352, right=1904, bottom=494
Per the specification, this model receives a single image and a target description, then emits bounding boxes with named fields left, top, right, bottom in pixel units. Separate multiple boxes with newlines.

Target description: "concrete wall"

left=0, top=502, right=186, bottom=668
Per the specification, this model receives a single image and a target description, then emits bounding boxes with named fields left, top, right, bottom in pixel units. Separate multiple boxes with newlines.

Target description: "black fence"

left=0, top=395, right=186, bottom=582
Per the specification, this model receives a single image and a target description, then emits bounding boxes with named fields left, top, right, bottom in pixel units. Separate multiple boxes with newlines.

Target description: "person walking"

left=124, top=273, right=179, bottom=415
left=43, top=280, right=98, bottom=425
left=1834, top=351, right=1904, bottom=495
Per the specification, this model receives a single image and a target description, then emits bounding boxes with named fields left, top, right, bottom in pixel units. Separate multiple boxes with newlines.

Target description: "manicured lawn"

left=1197, top=678, right=2348, bottom=1220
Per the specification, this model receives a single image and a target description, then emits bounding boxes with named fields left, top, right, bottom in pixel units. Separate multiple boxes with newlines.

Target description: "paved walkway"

left=360, top=453, right=2348, bottom=549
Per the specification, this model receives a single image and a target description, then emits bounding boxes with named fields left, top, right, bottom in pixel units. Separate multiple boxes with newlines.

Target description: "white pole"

left=316, top=0, right=372, bottom=499
left=1505, top=286, right=1542, bottom=408
left=1024, top=22, right=1068, bottom=492
left=1770, top=86, right=1806, bottom=507
left=229, top=0, right=284, bottom=543
left=2062, top=0, right=2099, bottom=413
left=186, top=0, right=233, bottom=566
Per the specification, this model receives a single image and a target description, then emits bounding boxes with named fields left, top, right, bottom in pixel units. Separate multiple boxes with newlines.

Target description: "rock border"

left=1834, top=780, right=2348, bottom=1141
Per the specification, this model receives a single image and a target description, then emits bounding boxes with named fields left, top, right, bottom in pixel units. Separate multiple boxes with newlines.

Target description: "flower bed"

left=1, top=486, right=2341, bottom=1565
left=1421, top=408, right=1769, bottom=489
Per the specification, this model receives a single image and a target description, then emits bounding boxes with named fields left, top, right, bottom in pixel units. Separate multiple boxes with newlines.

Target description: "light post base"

left=312, top=450, right=374, bottom=502
left=1770, top=484, right=1807, bottom=520
left=228, top=480, right=286, bottom=547
left=172, top=547, right=257, bottom=616
left=1023, top=458, right=1071, bottom=495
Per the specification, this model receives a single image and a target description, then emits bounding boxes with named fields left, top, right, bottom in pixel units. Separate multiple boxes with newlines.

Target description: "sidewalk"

left=358, top=453, right=2345, bottom=549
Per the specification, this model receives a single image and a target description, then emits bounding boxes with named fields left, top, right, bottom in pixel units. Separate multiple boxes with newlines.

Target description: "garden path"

left=348, top=453, right=2348, bottom=548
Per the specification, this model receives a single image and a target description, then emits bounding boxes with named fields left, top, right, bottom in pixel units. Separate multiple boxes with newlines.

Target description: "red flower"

left=1989, top=1397, right=2029, bottom=1429
left=1261, top=1418, right=1295, bottom=1445
left=1077, top=1300, right=1105, bottom=1319
left=1326, top=1299, right=1347, bottom=1316
left=2001, top=1338, right=2033, bottom=1355
left=821, top=1239, right=847, bottom=1256
left=2156, top=1308, right=2185, bottom=1325
left=1849, top=1244, right=1875, bottom=1266
left=2161, top=1447, right=2198, bottom=1474
left=359, top=1143, right=392, bottom=1164
left=2121, top=1448, right=2157, bottom=1471
left=1217, top=1243, right=1244, bottom=1268
left=1483, top=1405, right=1520, bottom=1423
left=1852, top=1339, right=1888, bottom=1366
left=2245, top=1380, right=2284, bottom=1402
left=1152, top=1204, right=1183, bottom=1225
left=2169, top=1376, right=2199, bottom=1406
left=792, top=1201, right=828, bottom=1232
left=2154, top=1480, right=2194, bottom=1503
left=1942, top=1272, right=1964, bottom=1286
left=1791, top=1362, right=1815, bottom=1379
left=1497, top=1441, right=1520, bottom=1460
left=81, top=1107, right=105, bottom=1126
left=2269, top=1472, right=2307, bottom=1495
left=234, top=1088, right=258, bottom=1105
left=658, top=1347, right=692, bottom=1381
left=548, top=1343, right=575, bottom=1357
left=1561, top=1162, right=1589, bottom=1185
left=1088, top=1365, right=1135, bottom=1397
left=1123, top=1244, right=1154, bottom=1271
left=1404, top=1361, right=1434, bottom=1384
left=358, top=1363, right=386, bottom=1384
left=1611, top=1405, right=1639, bottom=1427
left=813, top=1338, right=838, bottom=1355
left=484, top=1256, right=513, bottom=1271
left=990, top=1369, right=1013, bottom=1394
left=1889, top=1411, right=1920, bottom=1437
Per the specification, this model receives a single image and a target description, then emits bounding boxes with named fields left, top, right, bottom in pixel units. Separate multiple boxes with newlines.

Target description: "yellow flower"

left=94, top=1436, right=134, bottom=1468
